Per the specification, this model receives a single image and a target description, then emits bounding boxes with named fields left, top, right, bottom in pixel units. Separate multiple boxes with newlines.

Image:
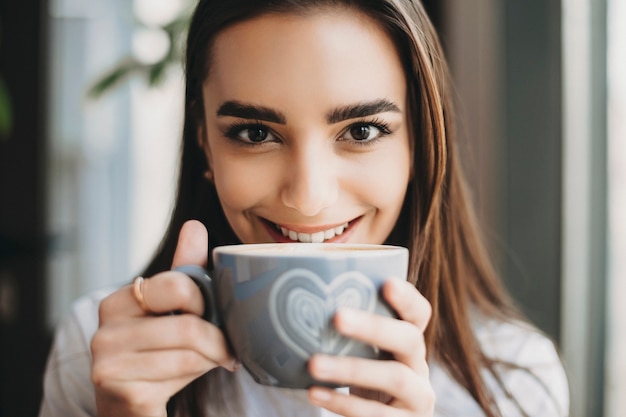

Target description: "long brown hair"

left=144, top=1, right=521, bottom=416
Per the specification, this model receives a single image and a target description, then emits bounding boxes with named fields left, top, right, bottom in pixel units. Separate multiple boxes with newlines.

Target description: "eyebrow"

left=215, top=98, right=401, bottom=125
left=216, top=101, right=287, bottom=124
left=326, top=99, right=401, bottom=124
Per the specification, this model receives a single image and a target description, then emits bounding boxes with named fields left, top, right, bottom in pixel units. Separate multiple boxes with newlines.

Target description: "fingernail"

left=385, top=278, right=402, bottom=300
left=335, top=308, right=357, bottom=330
left=309, top=387, right=331, bottom=402
left=311, top=355, right=333, bottom=378
left=228, top=358, right=241, bottom=371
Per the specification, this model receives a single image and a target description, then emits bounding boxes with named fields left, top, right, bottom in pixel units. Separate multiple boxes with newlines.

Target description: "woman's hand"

left=90, top=220, right=238, bottom=417
left=308, top=278, right=435, bottom=417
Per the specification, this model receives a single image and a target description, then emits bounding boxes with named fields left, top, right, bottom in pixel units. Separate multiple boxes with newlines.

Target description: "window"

left=46, top=0, right=182, bottom=325
left=605, top=0, right=626, bottom=414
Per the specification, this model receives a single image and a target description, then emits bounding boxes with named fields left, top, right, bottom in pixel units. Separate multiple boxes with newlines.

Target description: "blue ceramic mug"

left=176, top=242, right=409, bottom=389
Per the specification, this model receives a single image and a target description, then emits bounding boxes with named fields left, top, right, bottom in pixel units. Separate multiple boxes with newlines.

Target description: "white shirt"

left=39, top=288, right=569, bottom=417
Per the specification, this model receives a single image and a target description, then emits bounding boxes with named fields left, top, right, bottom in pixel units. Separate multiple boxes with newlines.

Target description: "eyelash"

left=342, top=117, right=392, bottom=146
left=223, top=118, right=393, bottom=147
left=223, top=121, right=277, bottom=147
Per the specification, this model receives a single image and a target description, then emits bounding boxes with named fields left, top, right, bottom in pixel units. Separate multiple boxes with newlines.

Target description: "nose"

left=280, top=143, right=339, bottom=217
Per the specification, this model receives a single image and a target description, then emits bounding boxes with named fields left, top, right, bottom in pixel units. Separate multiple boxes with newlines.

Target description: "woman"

left=39, top=1, right=569, bottom=416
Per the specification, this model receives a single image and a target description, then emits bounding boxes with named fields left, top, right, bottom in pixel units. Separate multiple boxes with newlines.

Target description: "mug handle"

left=173, top=264, right=221, bottom=327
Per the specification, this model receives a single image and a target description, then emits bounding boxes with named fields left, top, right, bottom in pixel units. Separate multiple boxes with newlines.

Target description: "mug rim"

left=213, top=242, right=408, bottom=258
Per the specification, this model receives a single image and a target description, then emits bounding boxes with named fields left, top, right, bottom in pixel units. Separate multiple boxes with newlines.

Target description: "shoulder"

left=475, top=315, right=570, bottom=416
left=475, top=315, right=556, bottom=361
left=50, top=288, right=116, bottom=360
left=430, top=315, right=570, bottom=417
left=46, top=287, right=115, bottom=367
left=39, top=287, right=117, bottom=417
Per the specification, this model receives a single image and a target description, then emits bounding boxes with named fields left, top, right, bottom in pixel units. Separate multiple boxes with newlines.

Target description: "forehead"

left=205, top=8, right=406, bottom=111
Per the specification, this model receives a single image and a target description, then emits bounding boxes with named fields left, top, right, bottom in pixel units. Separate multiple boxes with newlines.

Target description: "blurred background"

left=0, top=0, right=623, bottom=416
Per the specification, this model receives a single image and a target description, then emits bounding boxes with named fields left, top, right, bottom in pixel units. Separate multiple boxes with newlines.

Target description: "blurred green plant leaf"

left=148, top=60, right=168, bottom=86
left=87, top=8, right=192, bottom=99
left=0, top=75, right=13, bottom=139
left=88, top=58, right=143, bottom=98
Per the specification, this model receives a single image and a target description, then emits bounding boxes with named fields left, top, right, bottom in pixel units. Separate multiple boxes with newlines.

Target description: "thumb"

left=171, top=220, right=209, bottom=269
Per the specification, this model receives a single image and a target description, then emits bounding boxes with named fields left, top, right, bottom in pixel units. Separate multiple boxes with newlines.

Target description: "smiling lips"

left=277, top=222, right=350, bottom=243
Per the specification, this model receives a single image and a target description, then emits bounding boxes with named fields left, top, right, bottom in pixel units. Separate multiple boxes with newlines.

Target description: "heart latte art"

left=269, top=268, right=377, bottom=359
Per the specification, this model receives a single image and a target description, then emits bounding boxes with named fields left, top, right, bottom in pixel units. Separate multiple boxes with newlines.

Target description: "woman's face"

left=201, top=8, right=411, bottom=244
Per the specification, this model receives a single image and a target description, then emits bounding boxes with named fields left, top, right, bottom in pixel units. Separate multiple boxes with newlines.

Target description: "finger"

left=383, top=277, right=432, bottom=332
left=93, top=374, right=200, bottom=417
left=309, top=382, right=435, bottom=417
left=92, top=314, right=238, bottom=371
left=99, top=271, right=206, bottom=321
left=309, top=355, right=435, bottom=414
left=308, top=387, right=393, bottom=417
left=171, top=220, right=209, bottom=269
left=92, top=348, right=217, bottom=384
left=334, top=308, right=427, bottom=372
left=137, top=271, right=206, bottom=315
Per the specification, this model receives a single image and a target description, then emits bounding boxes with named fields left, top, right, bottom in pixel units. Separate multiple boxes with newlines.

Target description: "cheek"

left=212, top=157, right=276, bottom=213
left=353, top=148, right=411, bottom=209
left=372, top=163, right=409, bottom=200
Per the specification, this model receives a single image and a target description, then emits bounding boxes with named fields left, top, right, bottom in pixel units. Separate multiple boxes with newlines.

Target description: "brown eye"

left=341, top=122, right=390, bottom=143
left=246, top=127, right=269, bottom=142
left=225, top=123, right=277, bottom=144
left=350, top=125, right=372, bottom=141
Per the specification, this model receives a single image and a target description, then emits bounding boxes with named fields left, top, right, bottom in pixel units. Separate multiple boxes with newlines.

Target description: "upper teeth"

left=279, top=223, right=349, bottom=243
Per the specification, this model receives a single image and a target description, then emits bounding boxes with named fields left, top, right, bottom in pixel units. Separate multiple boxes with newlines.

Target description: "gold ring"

left=132, top=276, right=151, bottom=313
